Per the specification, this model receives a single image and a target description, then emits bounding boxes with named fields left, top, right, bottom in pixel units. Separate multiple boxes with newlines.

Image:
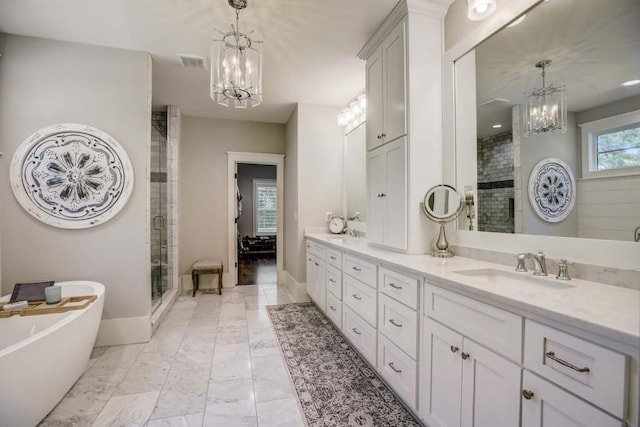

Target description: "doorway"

left=227, top=152, right=284, bottom=287
left=236, top=164, right=277, bottom=285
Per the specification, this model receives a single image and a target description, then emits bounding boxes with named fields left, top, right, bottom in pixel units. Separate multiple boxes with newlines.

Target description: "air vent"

left=478, top=98, right=510, bottom=107
left=176, top=54, right=208, bottom=70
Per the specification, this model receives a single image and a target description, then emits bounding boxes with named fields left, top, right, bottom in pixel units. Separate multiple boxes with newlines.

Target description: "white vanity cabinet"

left=377, top=266, right=421, bottom=409
left=305, top=242, right=327, bottom=312
left=342, top=253, right=378, bottom=366
left=367, top=137, right=407, bottom=250
left=420, top=285, right=522, bottom=427
left=365, top=19, right=406, bottom=152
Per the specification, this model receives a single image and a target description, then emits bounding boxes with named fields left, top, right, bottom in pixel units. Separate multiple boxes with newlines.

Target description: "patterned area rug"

left=267, top=302, right=421, bottom=427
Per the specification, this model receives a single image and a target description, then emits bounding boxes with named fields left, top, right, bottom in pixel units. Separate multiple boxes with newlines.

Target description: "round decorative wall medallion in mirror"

left=422, top=184, right=464, bottom=257
left=10, top=123, right=134, bottom=229
left=528, top=158, right=575, bottom=223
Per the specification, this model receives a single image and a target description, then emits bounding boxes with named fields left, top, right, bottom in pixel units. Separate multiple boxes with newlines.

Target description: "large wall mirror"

left=344, top=123, right=367, bottom=223
left=454, top=0, right=640, bottom=243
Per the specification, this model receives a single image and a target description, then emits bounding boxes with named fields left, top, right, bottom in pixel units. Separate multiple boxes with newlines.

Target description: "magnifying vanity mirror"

left=453, top=0, right=640, bottom=242
left=422, top=185, right=464, bottom=257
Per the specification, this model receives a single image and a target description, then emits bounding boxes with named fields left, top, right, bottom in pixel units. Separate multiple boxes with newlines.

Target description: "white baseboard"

left=285, top=271, right=311, bottom=302
left=95, top=316, right=151, bottom=347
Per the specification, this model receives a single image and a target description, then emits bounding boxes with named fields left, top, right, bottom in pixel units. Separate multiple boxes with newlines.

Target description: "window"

left=580, top=111, right=640, bottom=179
left=253, top=179, right=277, bottom=235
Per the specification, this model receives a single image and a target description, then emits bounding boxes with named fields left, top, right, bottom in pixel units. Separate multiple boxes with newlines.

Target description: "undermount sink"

left=452, top=268, right=575, bottom=291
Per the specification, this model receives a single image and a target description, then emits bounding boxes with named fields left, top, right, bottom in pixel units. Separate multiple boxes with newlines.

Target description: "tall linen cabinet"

left=360, top=0, right=447, bottom=254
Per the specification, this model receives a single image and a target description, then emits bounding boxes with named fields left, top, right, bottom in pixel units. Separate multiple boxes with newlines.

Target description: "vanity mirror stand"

left=421, top=184, right=464, bottom=257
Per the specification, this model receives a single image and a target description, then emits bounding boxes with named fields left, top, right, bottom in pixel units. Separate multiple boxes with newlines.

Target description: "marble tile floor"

left=39, top=283, right=309, bottom=427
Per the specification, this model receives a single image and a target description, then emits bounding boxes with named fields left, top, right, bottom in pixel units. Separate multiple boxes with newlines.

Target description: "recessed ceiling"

left=0, top=0, right=399, bottom=123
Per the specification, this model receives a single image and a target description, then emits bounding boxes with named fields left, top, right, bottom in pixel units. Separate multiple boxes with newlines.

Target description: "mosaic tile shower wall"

left=477, top=131, right=514, bottom=233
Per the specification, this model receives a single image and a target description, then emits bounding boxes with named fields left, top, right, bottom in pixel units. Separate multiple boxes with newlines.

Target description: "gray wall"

left=237, top=163, right=277, bottom=238
left=178, top=116, right=285, bottom=276
left=0, top=34, right=151, bottom=320
left=520, top=112, right=580, bottom=237
left=575, top=95, right=640, bottom=125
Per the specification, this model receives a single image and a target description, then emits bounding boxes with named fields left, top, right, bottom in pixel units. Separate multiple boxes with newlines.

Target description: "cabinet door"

left=367, top=147, right=386, bottom=245
left=383, top=20, right=407, bottom=143
left=384, top=137, right=407, bottom=250
left=421, top=317, right=463, bottom=427
left=522, top=371, right=622, bottom=427
left=306, top=255, right=315, bottom=299
left=316, top=260, right=327, bottom=312
left=461, top=339, right=521, bottom=427
left=366, top=46, right=384, bottom=151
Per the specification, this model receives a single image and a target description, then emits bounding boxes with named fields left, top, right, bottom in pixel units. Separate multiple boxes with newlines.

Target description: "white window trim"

left=253, top=178, right=277, bottom=236
left=579, top=110, right=640, bottom=179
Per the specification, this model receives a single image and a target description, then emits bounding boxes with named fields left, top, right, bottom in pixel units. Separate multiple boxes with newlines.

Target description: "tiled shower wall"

left=477, top=131, right=515, bottom=233
left=149, top=107, right=179, bottom=300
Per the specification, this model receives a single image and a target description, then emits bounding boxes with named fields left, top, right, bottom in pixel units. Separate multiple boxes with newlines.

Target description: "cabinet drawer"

left=378, top=334, right=417, bottom=409
left=326, top=247, right=342, bottom=270
left=424, top=284, right=522, bottom=362
left=343, top=305, right=377, bottom=366
left=379, top=266, right=419, bottom=310
left=524, top=320, right=628, bottom=419
left=343, top=254, right=377, bottom=287
left=306, top=240, right=326, bottom=259
left=327, top=265, right=342, bottom=299
left=326, top=292, right=342, bottom=329
left=522, top=371, right=622, bottom=427
left=343, top=274, right=377, bottom=327
left=378, top=293, right=418, bottom=359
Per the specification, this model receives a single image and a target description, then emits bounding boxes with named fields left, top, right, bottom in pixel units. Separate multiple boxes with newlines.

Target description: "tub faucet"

left=526, top=251, right=548, bottom=276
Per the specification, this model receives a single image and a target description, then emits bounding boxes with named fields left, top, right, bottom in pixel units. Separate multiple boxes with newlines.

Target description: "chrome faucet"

left=526, top=251, right=548, bottom=276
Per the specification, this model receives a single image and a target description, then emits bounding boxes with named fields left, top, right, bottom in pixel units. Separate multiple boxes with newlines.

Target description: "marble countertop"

left=306, top=233, right=640, bottom=347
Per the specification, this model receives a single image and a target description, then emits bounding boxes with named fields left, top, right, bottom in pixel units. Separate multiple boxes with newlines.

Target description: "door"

left=366, top=46, right=384, bottom=151
left=384, top=137, right=406, bottom=250
left=522, top=371, right=621, bottom=427
left=421, top=317, right=464, bottom=427
left=383, top=20, right=407, bottom=143
left=367, top=147, right=386, bottom=245
left=461, top=339, right=521, bottom=427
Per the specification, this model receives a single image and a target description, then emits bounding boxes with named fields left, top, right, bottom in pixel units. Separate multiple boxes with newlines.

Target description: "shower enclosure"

left=150, top=110, right=177, bottom=310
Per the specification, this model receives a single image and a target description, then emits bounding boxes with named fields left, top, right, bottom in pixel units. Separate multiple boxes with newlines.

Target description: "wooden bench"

left=191, top=259, right=223, bottom=296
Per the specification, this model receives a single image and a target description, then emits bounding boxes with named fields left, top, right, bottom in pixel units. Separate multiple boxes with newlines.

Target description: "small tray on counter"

left=0, top=295, right=97, bottom=318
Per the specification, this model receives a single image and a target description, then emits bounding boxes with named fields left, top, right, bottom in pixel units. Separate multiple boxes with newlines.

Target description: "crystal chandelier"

left=211, top=0, right=262, bottom=108
left=523, top=59, right=567, bottom=136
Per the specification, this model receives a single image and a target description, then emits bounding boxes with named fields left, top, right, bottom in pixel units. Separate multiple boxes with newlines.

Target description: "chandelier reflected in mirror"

left=211, top=0, right=262, bottom=108
left=523, top=59, right=567, bottom=136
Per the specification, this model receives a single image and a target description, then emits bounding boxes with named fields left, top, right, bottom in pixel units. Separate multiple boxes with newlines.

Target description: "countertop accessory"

left=421, top=184, right=465, bottom=258
left=527, top=251, right=548, bottom=276
left=329, top=215, right=347, bottom=234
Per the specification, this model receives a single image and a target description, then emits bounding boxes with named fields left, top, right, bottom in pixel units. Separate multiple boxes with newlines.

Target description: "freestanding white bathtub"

left=0, top=281, right=105, bottom=427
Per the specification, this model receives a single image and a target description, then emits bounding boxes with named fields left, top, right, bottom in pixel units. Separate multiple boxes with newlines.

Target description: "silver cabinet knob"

left=461, top=352, right=470, bottom=360
left=450, top=345, right=459, bottom=353
left=522, top=390, right=535, bottom=400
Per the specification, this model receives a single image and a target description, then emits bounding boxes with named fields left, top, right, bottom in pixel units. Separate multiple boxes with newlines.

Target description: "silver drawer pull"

left=545, top=351, right=590, bottom=373
left=329, top=305, right=336, bottom=311
left=306, top=244, right=310, bottom=248
left=352, top=294, right=362, bottom=300
left=389, top=319, right=403, bottom=328
left=352, top=266, right=362, bottom=272
left=352, top=327, right=362, bottom=335
left=461, top=352, right=470, bottom=360
left=450, top=345, right=459, bottom=353
left=522, top=390, right=534, bottom=400
left=330, top=256, right=337, bottom=260
left=329, top=278, right=336, bottom=283
left=388, top=362, right=402, bottom=373
left=314, top=262, right=319, bottom=266
left=388, top=282, right=403, bottom=290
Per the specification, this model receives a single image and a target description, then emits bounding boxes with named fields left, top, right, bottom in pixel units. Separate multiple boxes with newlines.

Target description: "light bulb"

left=358, top=94, right=366, bottom=110
left=350, top=101, right=362, bottom=116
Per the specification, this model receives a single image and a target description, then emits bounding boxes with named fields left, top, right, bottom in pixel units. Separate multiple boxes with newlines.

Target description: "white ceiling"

left=473, top=0, right=640, bottom=138
left=0, top=0, right=399, bottom=123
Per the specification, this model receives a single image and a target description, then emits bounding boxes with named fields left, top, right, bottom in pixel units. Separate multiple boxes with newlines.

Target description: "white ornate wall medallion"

left=10, top=123, right=134, bottom=229
left=528, top=157, right=575, bottom=223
